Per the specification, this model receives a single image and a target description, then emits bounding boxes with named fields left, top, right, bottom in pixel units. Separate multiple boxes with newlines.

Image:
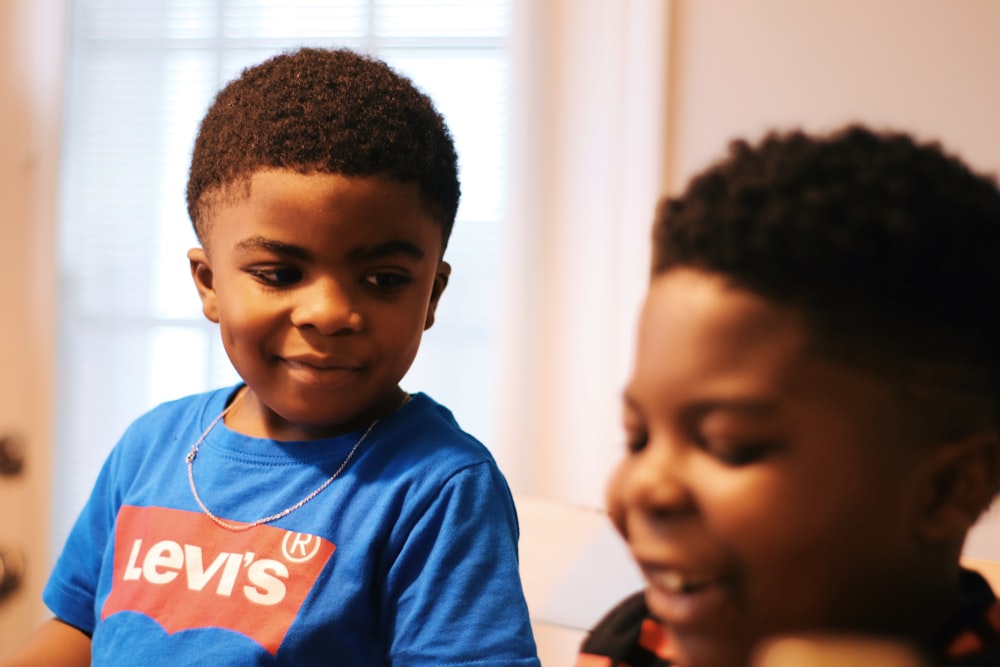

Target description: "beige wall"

left=0, top=0, right=63, bottom=654
left=665, top=0, right=1000, bottom=190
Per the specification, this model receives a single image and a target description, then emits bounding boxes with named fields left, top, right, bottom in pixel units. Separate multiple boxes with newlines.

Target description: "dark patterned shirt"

left=575, top=570, right=1000, bottom=667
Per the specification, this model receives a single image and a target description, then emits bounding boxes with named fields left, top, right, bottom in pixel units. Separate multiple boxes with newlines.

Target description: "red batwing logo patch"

left=101, top=505, right=335, bottom=655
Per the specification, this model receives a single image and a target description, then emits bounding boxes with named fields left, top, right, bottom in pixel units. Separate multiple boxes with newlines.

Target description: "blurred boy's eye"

left=699, top=436, right=779, bottom=467
left=622, top=421, right=648, bottom=454
left=248, top=267, right=302, bottom=286
left=365, top=272, right=411, bottom=290
left=621, top=402, right=647, bottom=453
left=626, top=434, right=649, bottom=454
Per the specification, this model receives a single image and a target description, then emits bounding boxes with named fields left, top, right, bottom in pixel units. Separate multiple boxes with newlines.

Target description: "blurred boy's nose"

left=291, top=278, right=363, bottom=335
left=609, top=443, right=694, bottom=534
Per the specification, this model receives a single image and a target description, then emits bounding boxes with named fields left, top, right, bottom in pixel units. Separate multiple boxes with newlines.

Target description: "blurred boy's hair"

left=652, top=125, right=1000, bottom=442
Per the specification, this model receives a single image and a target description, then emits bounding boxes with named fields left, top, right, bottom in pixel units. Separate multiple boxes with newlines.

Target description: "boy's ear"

left=916, top=431, right=1000, bottom=542
left=423, top=261, right=451, bottom=330
left=187, top=247, right=220, bottom=323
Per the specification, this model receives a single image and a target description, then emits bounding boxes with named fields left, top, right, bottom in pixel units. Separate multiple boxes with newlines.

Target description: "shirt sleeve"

left=382, top=460, right=540, bottom=666
left=43, top=443, right=125, bottom=636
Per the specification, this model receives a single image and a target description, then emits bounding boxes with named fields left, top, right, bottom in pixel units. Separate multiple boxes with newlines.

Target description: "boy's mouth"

left=646, top=567, right=718, bottom=595
left=639, top=562, right=733, bottom=631
left=281, top=356, right=366, bottom=388
left=283, top=355, right=362, bottom=371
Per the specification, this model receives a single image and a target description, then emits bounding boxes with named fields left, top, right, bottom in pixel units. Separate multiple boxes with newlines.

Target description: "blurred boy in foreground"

left=579, top=125, right=1000, bottom=667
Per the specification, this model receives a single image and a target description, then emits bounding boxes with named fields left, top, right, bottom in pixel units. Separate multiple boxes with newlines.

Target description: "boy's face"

left=609, top=268, right=933, bottom=667
left=188, top=169, right=449, bottom=440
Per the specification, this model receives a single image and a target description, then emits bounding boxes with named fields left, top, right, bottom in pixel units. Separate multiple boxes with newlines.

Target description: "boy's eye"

left=699, top=437, right=779, bottom=467
left=622, top=424, right=648, bottom=454
left=365, top=272, right=411, bottom=290
left=248, top=267, right=302, bottom=286
left=626, top=434, right=649, bottom=454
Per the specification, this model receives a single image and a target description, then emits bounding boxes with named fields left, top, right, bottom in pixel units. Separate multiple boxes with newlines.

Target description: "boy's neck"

left=225, top=385, right=411, bottom=441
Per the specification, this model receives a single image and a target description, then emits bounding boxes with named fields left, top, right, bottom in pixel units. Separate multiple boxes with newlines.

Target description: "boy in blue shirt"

left=579, top=125, right=1000, bottom=667
left=7, top=47, right=539, bottom=666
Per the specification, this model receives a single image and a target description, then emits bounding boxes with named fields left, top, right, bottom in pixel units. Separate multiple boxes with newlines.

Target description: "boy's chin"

left=664, top=627, right=755, bottom=667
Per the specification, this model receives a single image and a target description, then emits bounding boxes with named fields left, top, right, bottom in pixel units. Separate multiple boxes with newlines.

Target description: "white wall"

left=499, top=0, right=668, bottom=506
left=665, top=0, right=1000, bottom=189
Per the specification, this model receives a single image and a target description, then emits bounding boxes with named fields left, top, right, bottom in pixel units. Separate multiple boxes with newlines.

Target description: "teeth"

left=660, top=571, right=685, bottom=593
left=650, top=569, right=713, bottom=594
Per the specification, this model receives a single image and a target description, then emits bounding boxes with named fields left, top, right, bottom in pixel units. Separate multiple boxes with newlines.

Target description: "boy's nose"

left=614, top=444, right=695, bottom=527
left=290, top=279, right=363, bottom=335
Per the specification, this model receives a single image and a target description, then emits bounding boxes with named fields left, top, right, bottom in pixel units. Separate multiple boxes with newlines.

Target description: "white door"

left=0, top=1, right=63, bottom=658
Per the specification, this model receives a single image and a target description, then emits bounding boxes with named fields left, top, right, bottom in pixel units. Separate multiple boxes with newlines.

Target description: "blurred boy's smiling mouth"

left=640, top=562, right=730, bottom=627
left=647, top=567, right=719, bottom=595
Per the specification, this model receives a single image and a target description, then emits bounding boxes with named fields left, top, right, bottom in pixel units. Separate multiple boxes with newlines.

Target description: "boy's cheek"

left=604, top=461, right=630, bottom=538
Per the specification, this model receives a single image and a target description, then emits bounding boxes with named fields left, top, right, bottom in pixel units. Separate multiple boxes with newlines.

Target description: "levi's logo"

left=102, top=505, right=335, bottom=655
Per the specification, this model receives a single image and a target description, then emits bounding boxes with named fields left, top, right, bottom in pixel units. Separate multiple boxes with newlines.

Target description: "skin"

left=608, top=268, right=967, bottom=667
left=0, top=619, right=91, bottom=667
left=187, top=169, right=450, bottom=441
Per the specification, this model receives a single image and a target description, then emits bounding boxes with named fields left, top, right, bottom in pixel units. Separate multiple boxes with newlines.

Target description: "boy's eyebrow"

left=690, top=399, right=778, bottom=416
left=621, top=392, right=778, bottom=417
left=233, top=236, right=310, bottom=259
left=231, top=237, right=427, bottom=261
left=347, top=240, right=426, bottom=262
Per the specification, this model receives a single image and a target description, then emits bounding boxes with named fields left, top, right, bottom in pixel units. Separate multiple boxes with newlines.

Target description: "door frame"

left=0, top=0, right=64, bottom=656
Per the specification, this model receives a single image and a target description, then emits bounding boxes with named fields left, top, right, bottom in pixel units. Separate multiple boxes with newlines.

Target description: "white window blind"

left=54, top=0, right=511, bottom=547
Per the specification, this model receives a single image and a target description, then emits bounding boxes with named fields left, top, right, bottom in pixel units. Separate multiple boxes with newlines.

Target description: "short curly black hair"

left=654, top=124, right=1000, bottom=432
left=186, top=47, right=460, bottom=249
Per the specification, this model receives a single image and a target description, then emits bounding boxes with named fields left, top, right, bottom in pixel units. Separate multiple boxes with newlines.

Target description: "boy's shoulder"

left=113, top=388, right=498, bottom=476
left=378, top=391, right=493, bottom=464
left=111, top=386, right=236, bottom=455
left=127, top=385, right=233, bottom=431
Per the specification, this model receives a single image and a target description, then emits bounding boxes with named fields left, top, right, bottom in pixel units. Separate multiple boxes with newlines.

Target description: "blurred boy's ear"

left=423, top=261, right=450, bottom=330
left=187, top=247, right=220, bottom=323
left=916, top=431, right=1000, bottom=541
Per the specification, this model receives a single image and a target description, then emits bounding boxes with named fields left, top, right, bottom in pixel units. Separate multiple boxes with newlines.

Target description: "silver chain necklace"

left=185, top=387, right=386, bottom=532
